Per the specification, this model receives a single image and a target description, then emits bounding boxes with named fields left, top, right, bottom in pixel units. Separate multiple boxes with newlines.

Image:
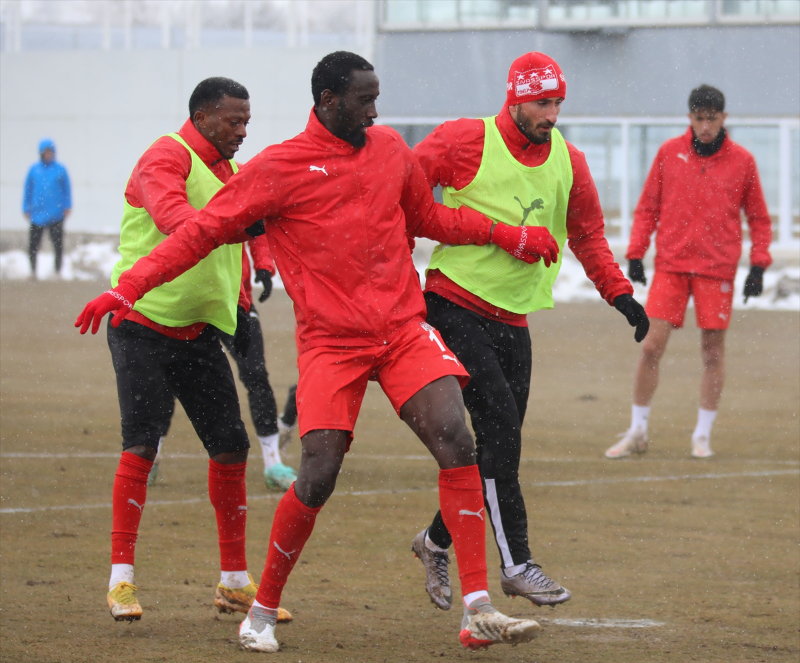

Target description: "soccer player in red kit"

left=91, top=77, right=293, bottom=624
left=408, top=52, right=646, bottom=612
left=606, top=85, right=772, bottom=460
left=77, top=52, right=559, bottom=652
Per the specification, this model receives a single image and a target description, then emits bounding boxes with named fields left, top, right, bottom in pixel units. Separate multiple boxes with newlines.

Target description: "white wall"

left=0, top=46, right=349, bottom=232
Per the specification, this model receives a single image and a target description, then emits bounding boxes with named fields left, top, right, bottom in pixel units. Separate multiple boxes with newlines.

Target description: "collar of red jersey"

left=178, top=118, right=229, bottom=165
left=305, top=107, right=360, bottom=154
left=683, top=126, right=729, bottom=158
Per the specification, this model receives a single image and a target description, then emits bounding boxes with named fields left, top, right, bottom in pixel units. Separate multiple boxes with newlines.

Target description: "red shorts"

left=645, top=272, right=734, bottom=330
left=295, top=318, right=470, bottom=444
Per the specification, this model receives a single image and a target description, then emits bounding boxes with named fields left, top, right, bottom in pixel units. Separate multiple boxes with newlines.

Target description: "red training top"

left=118, top=109, right=495, bottom=355
left=627, top=127, right=772, bottom=280
left=123, top=118, right=250, bottom=339
left=414, top=106, right=632, bottom=326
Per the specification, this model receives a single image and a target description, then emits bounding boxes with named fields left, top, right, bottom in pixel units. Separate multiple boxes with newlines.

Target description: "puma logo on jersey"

left=309, top=165, right=328, bottom=176
left=274, top=542, right=297, bottom=560
left=442, top=354, right=459, bottom=364
left=459, top=508, right=484, bottom=520
left=677, top=153, right=689, bottom=163
left=513, top=196, right=545, bottom=224
left=127, top=499, right=144, bottom=513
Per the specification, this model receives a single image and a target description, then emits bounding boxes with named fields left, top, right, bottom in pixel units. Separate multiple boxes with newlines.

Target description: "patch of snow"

left=2, top=243, right=797, bottom=312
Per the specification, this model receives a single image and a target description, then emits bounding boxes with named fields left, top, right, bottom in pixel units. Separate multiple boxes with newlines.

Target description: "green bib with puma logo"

left=427, top=117, right=572, bottom=314
left=111, top=133, right=242, bottom=334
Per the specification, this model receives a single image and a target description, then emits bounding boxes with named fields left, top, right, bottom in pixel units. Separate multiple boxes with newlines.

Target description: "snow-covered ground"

left=2, top=241, right=798, bottom=311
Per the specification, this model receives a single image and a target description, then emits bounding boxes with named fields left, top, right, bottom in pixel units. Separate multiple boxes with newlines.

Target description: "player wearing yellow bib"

left=410, top=52, right=649, bottom=610
left=102, top=77, right=290, bottom=625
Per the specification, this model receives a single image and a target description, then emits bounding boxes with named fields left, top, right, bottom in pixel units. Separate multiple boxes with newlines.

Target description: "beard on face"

left=335, top=103, right=371, bottom=148
left=515, top=112, right=553, bottom=145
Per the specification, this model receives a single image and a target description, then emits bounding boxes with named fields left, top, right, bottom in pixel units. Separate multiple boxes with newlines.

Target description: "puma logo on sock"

left=459, top=508, right=484, bottom=520
left=127, top=499, right=144, bottom=513
left=273, top=542, right=297, bottom=560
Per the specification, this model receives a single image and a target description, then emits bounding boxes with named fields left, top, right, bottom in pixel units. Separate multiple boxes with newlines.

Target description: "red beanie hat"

left=506, top=52, right=566, bottom=106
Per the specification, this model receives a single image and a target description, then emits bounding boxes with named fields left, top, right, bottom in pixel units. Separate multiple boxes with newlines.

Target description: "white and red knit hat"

left=506, top=52, right=566, bottom=106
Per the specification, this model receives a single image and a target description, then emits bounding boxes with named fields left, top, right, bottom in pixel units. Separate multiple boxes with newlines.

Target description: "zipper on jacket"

left=352, top=162, right=387, bottom=340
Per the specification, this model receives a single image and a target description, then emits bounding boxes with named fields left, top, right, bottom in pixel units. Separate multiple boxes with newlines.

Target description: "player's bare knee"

left=641, top=338, right=666, bottom=364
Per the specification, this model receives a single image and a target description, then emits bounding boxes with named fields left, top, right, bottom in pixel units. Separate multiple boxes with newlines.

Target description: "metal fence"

left=383, top=116, right=800, bottom=248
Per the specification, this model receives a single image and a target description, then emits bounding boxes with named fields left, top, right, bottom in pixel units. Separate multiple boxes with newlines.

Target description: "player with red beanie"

left=76, top=52, right=552, bottom=653
left=606, top=84, right=772, bottom=460
left=409, top=51, right=645, bottom=611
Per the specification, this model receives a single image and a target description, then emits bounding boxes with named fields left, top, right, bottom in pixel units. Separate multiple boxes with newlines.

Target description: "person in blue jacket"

left=23, top=138, right=71, bottom=278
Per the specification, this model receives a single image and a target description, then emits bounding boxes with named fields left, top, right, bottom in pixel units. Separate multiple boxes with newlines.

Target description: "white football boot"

left=605, top=428, right=648, bottom=459
left=691, top=435, right=714, bottom=458
left=459, top=596, right=541, bottom=650
left=239, top=604, right=279, bottom=652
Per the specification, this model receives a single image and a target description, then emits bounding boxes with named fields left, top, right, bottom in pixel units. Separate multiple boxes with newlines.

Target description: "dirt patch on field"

left=1, top=281, right=798, bottom=662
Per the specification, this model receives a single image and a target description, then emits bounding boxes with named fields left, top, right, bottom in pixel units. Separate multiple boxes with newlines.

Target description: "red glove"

left=75, top=282, right=140, bottom=335
left=490, top=223, right=559, bottom=267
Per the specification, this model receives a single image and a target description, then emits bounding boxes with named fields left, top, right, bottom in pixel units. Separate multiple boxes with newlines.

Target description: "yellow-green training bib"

left=111, top=134, right=242, bottom=334
left=427, top=118, right=573, bottom=314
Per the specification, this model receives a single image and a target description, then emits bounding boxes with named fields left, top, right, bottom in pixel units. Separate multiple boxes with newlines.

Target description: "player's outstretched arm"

left=74, top=159, right=279, bottom=335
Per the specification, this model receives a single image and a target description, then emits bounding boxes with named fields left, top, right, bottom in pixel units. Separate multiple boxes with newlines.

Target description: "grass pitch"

left=1, top=280, right=798, bottom=662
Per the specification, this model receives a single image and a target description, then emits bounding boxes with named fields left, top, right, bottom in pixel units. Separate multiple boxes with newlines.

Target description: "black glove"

left=255, top=269, right=273, bottom=303
left=232, top=305, right=252, bottom=357
left=614, top=294, right=650, bottom=343
left=743, top=266, right=764, bottom=303
left=628, top=259, right=646, bottom=285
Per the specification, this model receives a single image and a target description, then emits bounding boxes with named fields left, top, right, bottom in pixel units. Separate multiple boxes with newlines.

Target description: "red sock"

left=111, top=452, right=153, bottom=566
left=255, top=484, right=322, bottom=608
left=439, top=465, right=488, bottom=596
left=208, top=460, right=248, bottom=572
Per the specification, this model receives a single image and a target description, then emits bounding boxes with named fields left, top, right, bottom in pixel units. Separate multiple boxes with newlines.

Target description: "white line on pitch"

left=2, top=452, right=798, bottom=466
left=1, top=469, right=796, bottom=514
left=539, top=618, right=665, bottom=629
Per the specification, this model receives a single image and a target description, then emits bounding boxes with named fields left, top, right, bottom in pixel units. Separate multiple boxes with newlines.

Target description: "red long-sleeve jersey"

left=118, top=109, right=494, bottom=354
left=413, top=106, right=632, bottom=325
left=123, top=118, right=249, bottom=339
left=627, top=128, right=772, bottom=280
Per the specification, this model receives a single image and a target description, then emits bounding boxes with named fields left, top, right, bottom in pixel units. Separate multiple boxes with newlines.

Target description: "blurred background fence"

left=1, top=0, right=798, bottom=252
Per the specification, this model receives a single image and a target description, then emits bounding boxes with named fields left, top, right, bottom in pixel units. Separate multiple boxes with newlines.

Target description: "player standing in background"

left=23, top=138, right=71, bottom=279
left=148, top=236, right=298, bottom=492
left=77, top=51, right=558, bottom=653
left=606, top=85, right=772, bottom=460
left=410, top=52, right=648, bottom=611
left=96, top=77, right=289, bottom=624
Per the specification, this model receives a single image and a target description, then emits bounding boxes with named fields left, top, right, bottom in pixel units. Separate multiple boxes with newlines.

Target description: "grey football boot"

left=501, top=562, right=572, bottom=606
left=459, top=595, right=541, bottom=650
left=410, top=529, right=452, bottom=610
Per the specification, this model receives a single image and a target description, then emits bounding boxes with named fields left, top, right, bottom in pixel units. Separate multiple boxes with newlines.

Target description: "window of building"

left=384, top=116, right=800, bottom=248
